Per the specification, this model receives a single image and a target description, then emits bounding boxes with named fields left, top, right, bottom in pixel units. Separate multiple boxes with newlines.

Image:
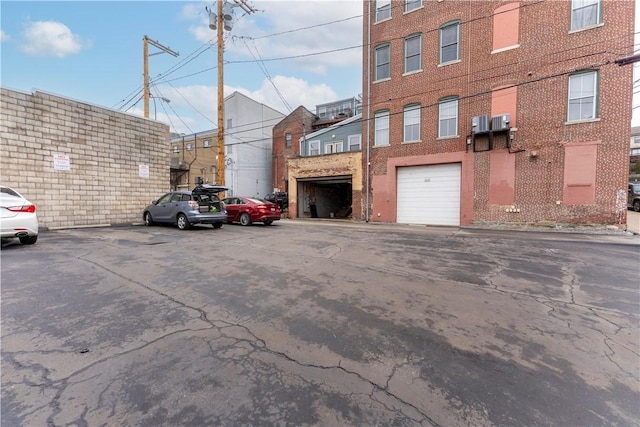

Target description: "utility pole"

left=208, top=0, right=255, bottom=187
left=143, top=36, right=179, bottom=118
left=216, top=0, right=225, bottom=186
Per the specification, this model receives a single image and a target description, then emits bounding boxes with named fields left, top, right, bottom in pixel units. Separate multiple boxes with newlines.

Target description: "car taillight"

left=7, top=204, right=36, bottom=213
left=188, top=201, right=199, bottom=209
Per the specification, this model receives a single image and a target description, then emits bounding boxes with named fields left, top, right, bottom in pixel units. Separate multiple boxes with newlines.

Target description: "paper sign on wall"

left=139, top=164, right=150, bottom=178
left=53, top=154, right=70, bottom=171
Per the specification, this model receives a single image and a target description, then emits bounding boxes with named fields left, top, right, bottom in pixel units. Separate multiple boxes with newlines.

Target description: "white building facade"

left=224, top=92, right=284, bottom=197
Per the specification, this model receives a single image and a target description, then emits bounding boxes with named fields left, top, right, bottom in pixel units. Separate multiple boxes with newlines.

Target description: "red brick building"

left=271, top=106, right=317, bottom=195
left=362, top=0, right=634, bottom=227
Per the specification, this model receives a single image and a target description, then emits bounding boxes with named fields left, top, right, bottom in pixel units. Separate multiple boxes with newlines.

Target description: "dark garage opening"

left=297, top=176, right=352, bottom=219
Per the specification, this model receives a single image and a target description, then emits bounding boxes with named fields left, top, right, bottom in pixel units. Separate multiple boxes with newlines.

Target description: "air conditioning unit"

left=492, top=114, right=510, bottom=131
left=472, top=115, right=490, bottom=134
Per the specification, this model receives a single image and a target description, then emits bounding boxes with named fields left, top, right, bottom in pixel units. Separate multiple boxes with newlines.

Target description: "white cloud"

left=154, top=76, right=336, bottom=133
left=185, top=1, right=362, bottom=74
left=0, top=30, right=9, bottom=42
left=20, top=21, right=87, bottom=58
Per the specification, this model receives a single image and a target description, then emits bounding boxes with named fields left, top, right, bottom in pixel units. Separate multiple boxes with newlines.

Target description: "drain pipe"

left=365, top=0, right=372, bottom=222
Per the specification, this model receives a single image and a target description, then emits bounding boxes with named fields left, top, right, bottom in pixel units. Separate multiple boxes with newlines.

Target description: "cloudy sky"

left=1, top=1, right=363, bottom=134
left=1, top=1, right=638, bottom=131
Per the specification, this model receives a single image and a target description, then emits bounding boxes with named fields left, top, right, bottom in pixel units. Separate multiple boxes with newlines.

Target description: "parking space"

left=2, top=222, right=639, bottom=425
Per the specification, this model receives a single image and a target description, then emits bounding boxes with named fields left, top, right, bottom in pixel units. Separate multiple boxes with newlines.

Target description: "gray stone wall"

left=1, top=88, right=170, bottom=230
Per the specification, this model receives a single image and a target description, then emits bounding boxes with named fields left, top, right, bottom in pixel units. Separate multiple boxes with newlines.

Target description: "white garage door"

left=397, top=163, right=461, bottom=226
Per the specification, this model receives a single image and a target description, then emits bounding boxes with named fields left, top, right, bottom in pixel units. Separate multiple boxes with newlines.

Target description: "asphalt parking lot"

left=2, top=220, right=639, bottom=426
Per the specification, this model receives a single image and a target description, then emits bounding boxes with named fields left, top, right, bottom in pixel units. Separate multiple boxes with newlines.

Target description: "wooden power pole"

left=211, top=0, right=255, bottom=187
left=143, top=36, right=179, bottom=119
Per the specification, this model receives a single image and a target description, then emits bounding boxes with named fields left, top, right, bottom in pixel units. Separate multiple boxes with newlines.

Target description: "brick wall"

left=272, top=106, right=316, bottom=193
left=1, top=88, right=170, bottom=230
left=363, top=0, right=633, bottom=226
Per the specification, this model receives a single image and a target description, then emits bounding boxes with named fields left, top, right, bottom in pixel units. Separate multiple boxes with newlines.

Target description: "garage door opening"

left=297, top=177, right=352, bottom=219
left=397, top=163, right=461, bottom=226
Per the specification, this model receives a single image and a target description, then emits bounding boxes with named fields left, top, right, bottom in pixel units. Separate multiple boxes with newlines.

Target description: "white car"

left=0, top=185, right=38, bottom=245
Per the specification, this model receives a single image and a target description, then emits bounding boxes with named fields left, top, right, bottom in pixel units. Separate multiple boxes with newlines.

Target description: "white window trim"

left=348, top=134, right=362, bottom=151
left=439, top=22, right=460, bottom=64
left=404, top=0, right=423, bottom=13
left=567, top=71, right=598, bottom=122
left=324, top=140, right=344, bottom=154
left=491, top=44, right=520, bottom=55
left=438, top=98, right=459, bottom=138
left=404, top=34, right=422, bottom=74
left=374, top=111, right=390, bottom=147
left=568, top=22, right=604, bottom=34
left=375, top=0, right=392, bottom=22
left=403, top=105, right=421, bottom=143
left=570, top=0, right=601, bottom=32
left=374, top=44, right=391, bottom=82
left=309, top=140, right=320, bottom=156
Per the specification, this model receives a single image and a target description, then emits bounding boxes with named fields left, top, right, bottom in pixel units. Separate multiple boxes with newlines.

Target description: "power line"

left=182, top=58, right=624, bottom=149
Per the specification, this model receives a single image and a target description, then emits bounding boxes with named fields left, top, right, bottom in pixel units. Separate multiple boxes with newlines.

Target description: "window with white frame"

left=403, top=104, right=421, bottom=142
left=438, top=97, right=459, bottom=137
left=568, top=71, right=598, bottom=122
left=571, top=0, right=601, bottom=31
left=309, top=140, right=320, bottom=156
left=348, top=134, right=362, bottom=151
left=285, top=133, right=292, bottom=147
left=374, top=111, right=390, bottom=146
left=186, top=142, right=194, bottom=150
left=440, top=21, right=460, bottom=64
left=325, top=141, right=343, bottom=154
left=375, top=0, right=391, bottom=21
left=173, top=145, right=179, bottom=153
left=405, top=0, right=422, bottom=12
left=404, top=34, right=422, bottom=73
left=375, top=44, right=391, bottom=81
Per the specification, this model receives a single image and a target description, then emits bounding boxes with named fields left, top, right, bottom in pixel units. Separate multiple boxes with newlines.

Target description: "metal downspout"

left=365, top=0, right=372, bottom=222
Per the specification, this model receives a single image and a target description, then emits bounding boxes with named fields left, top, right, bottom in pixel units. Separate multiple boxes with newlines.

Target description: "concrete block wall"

left=1, top=88, right=170, bottom=230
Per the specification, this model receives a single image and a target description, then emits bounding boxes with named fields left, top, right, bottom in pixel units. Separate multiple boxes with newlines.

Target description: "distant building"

left=272, top=98, right=363, bottom=219
left=171, top=91, right=284, bottom=197
left=631, top=126, right=640, bottom=179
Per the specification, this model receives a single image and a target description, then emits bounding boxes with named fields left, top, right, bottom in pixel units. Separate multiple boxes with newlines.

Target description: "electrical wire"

left=115, top=1, right=634, bottom=139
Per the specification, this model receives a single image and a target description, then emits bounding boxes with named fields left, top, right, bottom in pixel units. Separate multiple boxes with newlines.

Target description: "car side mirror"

left=152, top=200, right=158, bottom=205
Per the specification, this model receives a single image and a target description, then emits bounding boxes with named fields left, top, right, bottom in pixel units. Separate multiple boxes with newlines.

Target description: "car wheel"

left=144, top=212, right=154, bottom=226
left=263, top=220, right=273, bottom=226
left=177, top=214, right=191, bottom=230
left=239, top=213, right=252, bottom=226
left=19, top=235, right=38, bottom=245
left=212, top=222, right=223, bottom=229
left=634, top=200, right=640, bottom=212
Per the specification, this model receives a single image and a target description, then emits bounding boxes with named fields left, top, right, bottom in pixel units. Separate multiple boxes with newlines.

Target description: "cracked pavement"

left=1, top=220, right=639, bottom=426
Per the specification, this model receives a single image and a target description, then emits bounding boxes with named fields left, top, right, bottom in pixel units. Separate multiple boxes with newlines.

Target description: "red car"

left=222, top=197, right=281, bottom=226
